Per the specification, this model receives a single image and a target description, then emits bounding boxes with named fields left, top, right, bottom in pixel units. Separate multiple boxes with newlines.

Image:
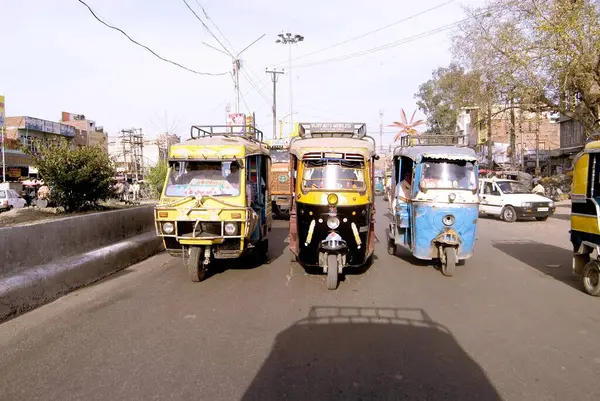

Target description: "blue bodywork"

left=391, top=145, right=479, bottom=261
left=407, top=203, right=478, bottom=260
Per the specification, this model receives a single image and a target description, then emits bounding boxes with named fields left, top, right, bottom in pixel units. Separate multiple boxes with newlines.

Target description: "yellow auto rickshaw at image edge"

left=570, top=140, right=600, bottom=296
left=287, top=122, right=377, bottom=290
left=154, top=124, right=272, bottom=282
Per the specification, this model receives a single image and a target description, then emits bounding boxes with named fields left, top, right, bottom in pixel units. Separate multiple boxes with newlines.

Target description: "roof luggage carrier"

left=291, top=122, right=376, bottom=148
left=398, top=132, right=469, bottom=147
left=297, top=122, right=367, bottom=139
left=189, top=124, right=265, bottom=143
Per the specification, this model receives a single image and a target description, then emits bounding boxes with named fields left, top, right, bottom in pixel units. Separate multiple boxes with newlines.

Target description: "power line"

left=294, top=22, right=462, bottom=69
left=272, top=0, right=456, bottom=67
left=76, top=0, right=229, bottom=76
left=181, top=0, right=233, bottom=57
left=292, top=5, right=505, bottom=70
left=240, top=69, right=272, bottom=105
left=195, top=0, right=236, bottom=54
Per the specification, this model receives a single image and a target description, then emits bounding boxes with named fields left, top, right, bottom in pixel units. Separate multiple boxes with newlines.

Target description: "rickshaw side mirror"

left=419, top=181, right=428, bottom=193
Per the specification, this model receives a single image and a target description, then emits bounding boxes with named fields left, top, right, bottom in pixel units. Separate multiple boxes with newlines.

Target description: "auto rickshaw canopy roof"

left=169, top=135, right=269, bottom=160
left=394, top=145, right=477, bottom=162
left=289, top=136, right=376, bottom=159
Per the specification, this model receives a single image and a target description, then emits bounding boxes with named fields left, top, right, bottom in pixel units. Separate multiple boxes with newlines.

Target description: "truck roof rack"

left=297, top=122, right=367, bottom=139
left=190, top=124, right=264, bottom=142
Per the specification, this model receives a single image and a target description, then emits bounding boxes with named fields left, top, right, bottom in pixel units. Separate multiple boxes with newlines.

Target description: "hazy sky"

left=0, top=0, right=486, bottom=147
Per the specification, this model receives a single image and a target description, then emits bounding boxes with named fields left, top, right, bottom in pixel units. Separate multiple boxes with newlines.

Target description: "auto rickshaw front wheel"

left=327, top=254, right=339, bottom=290
left=582, top=260, right=600, bottom=296
left=441, top=247, right=457, bottom=277
left=185, top=246, right=207, bottom=282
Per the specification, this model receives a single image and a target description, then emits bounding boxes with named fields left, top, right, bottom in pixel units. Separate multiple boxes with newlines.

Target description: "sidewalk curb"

left=0, top=231, right=163, bottom=322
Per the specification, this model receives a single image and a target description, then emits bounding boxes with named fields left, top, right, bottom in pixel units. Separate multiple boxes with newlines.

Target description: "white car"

left=478, top=178, right=555, bottom=222
left=0, top=189, right=27, bottom=212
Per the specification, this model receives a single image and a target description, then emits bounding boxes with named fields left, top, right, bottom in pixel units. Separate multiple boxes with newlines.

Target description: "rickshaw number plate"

left=537, top=207, right=549, bottom=212
left=276, top=200, right=290, bottom=206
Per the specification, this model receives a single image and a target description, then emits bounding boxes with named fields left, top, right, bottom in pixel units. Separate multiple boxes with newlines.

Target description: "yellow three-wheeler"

left=288, top=122, right=377, bottom=290
left=155, top=124, right=272, bottom=281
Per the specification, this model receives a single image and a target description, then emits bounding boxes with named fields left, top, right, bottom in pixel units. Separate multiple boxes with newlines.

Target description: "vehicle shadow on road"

left=241, top=306, right=502, bottom=401
left=492, top=240, right=580, bottom=290
left=208, top=227, right=289, bottom=277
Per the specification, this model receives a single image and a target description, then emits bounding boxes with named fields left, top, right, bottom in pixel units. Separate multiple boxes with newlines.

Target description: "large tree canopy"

left=453, top=0, right=600, bottom=135
left=414, top=63, right=482, bottom=134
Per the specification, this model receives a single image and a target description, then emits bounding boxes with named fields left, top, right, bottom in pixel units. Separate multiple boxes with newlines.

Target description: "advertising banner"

left=227, top=113, right=246, bottom=133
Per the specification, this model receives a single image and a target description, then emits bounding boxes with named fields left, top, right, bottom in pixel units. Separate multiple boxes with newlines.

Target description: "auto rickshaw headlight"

left=442, top=215, right=455, bottom=226
left=327, top=216, right=340, bottom=229
left=327, top=193, right=338, bottom=205
left=162, top=222, right=175, bottom=234
left=224, top=222, right=238, bottom=236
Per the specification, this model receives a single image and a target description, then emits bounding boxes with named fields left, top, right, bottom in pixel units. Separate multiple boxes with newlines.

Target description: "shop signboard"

left=8, top=168, right=21, bottom=178
left=24, top=116, right=75, bottom=137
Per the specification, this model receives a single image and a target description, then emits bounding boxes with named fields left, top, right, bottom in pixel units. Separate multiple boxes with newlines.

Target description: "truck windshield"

left=421, top=159, right=477, bottom=190
left=165, top=161, right=241, bottom=197
left=302, top=159, right=365, bottom=191
left=271, top=149, right=290, bottom=163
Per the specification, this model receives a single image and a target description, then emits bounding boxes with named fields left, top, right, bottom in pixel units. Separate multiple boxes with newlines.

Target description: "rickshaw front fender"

left=411, top=202, right=478, bottom=260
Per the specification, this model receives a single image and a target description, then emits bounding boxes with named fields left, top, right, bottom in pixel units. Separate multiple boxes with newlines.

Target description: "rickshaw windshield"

left=421, top=159, right=477, bottom=190
left=496, top=181, right=529, bottom=194
left=165, top=160, right=241, bottom=197
left=271, top=149, right=290, bottom=163
left=302, top=159, right=365, bottom=191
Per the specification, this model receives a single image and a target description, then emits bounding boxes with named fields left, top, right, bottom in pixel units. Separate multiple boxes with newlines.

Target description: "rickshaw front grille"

left=177, top=221, right=222, bottom=237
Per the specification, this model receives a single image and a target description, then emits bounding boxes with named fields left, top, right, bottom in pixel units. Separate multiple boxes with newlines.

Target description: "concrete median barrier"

left=0, top=206, right=163, bottom=321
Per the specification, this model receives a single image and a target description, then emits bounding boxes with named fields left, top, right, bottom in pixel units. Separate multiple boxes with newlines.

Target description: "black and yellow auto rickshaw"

left=154, top=124, right=272, bottom=282
left=288, top=123, right=377, bottom=290
left=570, top=141, right=600, bottom=296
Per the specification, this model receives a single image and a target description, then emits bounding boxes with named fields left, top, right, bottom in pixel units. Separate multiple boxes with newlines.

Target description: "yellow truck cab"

left=266, top=138, right=292, bottom=218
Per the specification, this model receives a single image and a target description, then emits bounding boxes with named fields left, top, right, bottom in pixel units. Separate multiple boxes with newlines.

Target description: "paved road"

left=1, top=200, right=599, bottom=401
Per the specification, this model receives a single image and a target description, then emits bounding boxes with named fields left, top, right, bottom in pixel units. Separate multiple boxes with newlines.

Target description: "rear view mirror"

left=419, top=181, right=427, bottom=193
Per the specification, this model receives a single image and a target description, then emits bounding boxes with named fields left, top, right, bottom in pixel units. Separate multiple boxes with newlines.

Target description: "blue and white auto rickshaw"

left=387, top=134, right=479, bottom=276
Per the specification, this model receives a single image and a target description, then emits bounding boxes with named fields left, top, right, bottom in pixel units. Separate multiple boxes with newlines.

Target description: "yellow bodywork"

left=155, top=136, right=268, bottom=250
left=571, top=143, right=600, bottom=236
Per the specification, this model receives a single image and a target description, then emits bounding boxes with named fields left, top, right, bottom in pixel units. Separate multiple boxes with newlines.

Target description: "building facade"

left=3, top=116, right=76, bottom=180
left=60, top=111, right=108, bottom=153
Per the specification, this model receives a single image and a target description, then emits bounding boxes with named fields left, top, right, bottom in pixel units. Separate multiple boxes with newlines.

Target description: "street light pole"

left=276, top=33, right=304, bottom=136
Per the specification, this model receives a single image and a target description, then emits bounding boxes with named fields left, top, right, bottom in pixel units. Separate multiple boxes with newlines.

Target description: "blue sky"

left=0, top=0, right=486, bottom=147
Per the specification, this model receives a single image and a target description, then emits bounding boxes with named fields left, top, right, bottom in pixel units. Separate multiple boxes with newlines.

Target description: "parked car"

left=0, top=189, right=27, bottom=212
left=478, top=178, right=555, bottom=222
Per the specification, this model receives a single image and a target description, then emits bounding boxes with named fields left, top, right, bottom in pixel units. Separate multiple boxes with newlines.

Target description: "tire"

left=502, top=206, right=517, bottom=223
left=536, top=216, right=549, bottom=221
left=387, top=239, right=397, bottom=256
left=185, top=247, right=206, bottom=282
left=582, top=261, right=600, bottom=296
left=327, top=254, right=339, bottom=290
left=441, top=247, right=456, bottom=277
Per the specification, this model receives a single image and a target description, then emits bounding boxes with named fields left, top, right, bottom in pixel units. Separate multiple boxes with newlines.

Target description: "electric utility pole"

left=276, top=33, right=304, bottom=135
left=203, top=34, right=265, bottom=114
left=266, top=68, right=284, bottom=139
